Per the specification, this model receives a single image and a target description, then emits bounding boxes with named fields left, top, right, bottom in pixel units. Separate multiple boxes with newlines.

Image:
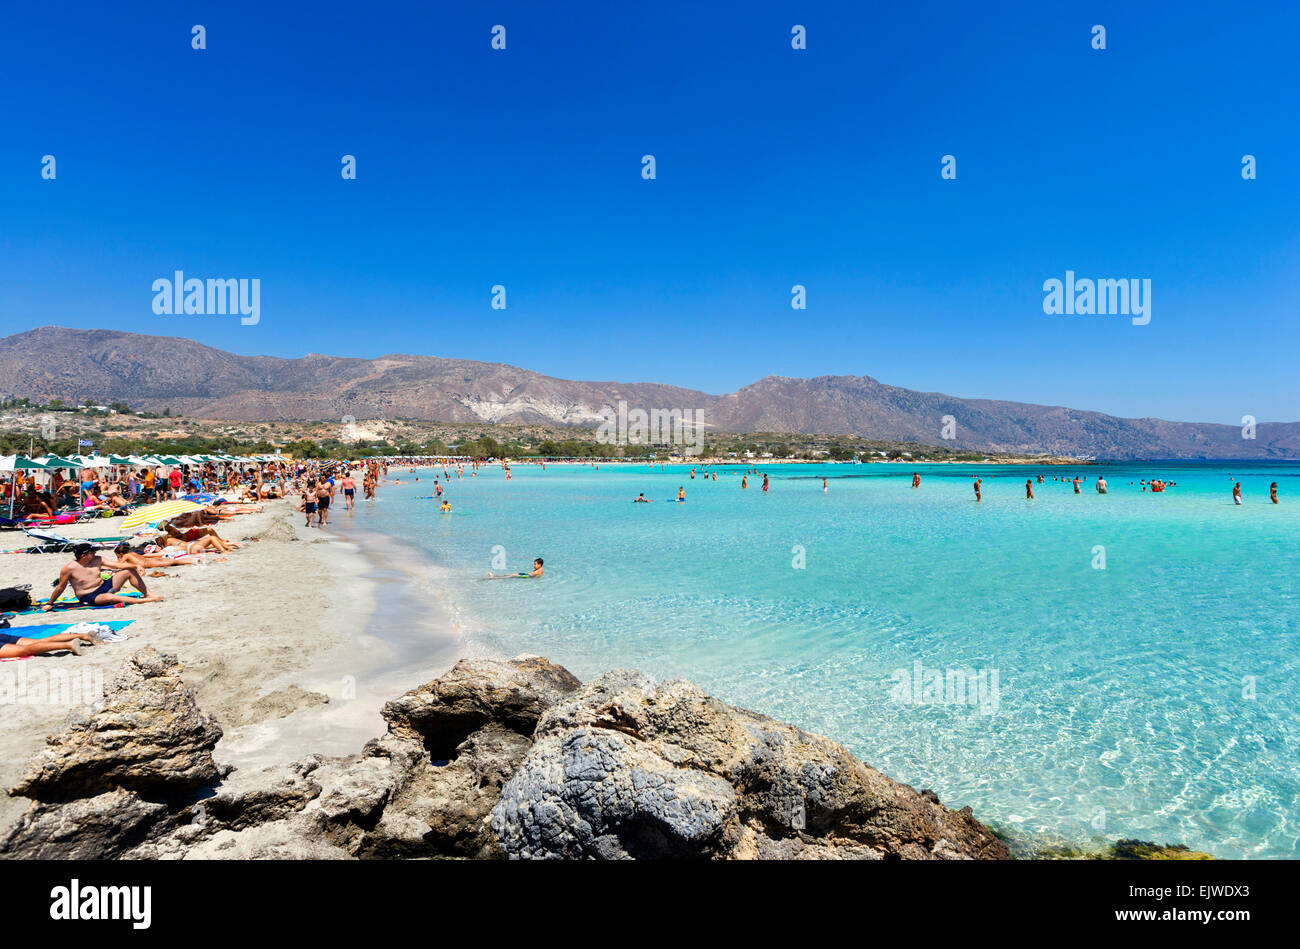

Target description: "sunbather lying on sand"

left=153, top=532, right=235, bottom=556
left=44, top=543, right=164, bottom=610
left=111, top=541, right=205, bottom=568
left=0, top=628, right=96, bottom=658
left=160, top=521, right=241, bottom=551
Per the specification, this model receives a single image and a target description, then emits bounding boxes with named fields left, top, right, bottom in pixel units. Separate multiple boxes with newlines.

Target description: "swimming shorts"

left=0, top=631, right=24, bottom=646
left=317, top=496, right=330, bottom=509
left=344, top=489, right=354, bottom=497
left=305, top=503, right=317, bottom=513
left=76, top=579, right=113, bottom=605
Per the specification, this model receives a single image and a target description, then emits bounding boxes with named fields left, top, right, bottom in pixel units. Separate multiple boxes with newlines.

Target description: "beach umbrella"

left=1, top=456, right=51, bottom=517
left=120, top=499, right=202, bottom=532
left=0, top=455, right=50, bottom=471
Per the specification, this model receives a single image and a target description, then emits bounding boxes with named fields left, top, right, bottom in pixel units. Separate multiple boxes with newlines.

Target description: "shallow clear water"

left=349, top=460, right=1299, bottom=858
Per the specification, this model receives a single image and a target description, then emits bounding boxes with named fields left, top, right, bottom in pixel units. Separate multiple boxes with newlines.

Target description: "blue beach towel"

left=5, top=619, right=135, bottom=640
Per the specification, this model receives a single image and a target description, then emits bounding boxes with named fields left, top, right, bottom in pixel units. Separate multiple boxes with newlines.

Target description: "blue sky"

left=1, top=1, right=1296, bottom=423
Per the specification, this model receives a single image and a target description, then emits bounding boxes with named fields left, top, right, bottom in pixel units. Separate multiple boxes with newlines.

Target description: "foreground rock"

left=0, top=649, right=224, bottom=859
left=1, top=653, right=1009, bottom=860
left=491, top=670, right=1010, bottom=859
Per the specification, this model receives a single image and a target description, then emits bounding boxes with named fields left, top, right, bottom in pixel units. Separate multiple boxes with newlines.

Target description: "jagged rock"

left=0, top=789, right=169, bottom=859
left=130, top=819, right=355, bottom=860
left=491, top=670, right=1012, bottom=860
left=9, top=648, right=223, bottom=803
left=381, top=656, right=580, bottom=756
left=357, top=724, right=530, bottom=858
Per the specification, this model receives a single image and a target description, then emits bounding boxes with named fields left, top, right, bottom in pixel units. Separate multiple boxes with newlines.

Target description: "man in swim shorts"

left=342, top=473, right=356, bottom=511
left=44, top=543, right=164, bottom=611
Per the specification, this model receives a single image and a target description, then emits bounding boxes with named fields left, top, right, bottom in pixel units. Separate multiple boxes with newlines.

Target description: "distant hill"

left=1, top=326, right=1296, bottom=460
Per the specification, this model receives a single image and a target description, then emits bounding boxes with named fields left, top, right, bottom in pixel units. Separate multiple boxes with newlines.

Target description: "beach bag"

left=0, top=587, right=33, bottom=612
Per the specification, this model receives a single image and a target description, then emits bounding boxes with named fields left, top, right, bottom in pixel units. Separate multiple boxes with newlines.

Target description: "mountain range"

left=1, top=326, right=1295, bottom=460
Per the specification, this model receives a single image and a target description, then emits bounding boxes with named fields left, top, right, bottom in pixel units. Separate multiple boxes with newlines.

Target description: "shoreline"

left=0, top=499, right=467, bottom=833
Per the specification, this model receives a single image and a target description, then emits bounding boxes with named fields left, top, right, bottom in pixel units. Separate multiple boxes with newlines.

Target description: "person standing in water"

left=1025, top=479, right=1034, bottom=500
left=912, top=472, right=921, bottom=489
left=742, top=475, right=748, bottom=490
left=1270, top=482, right=1279, bottom=504
left=762, top=474, right=769, bottom=493
left=973, top=478, right=982, bottom=502
left=1072, top=476, right=1081, bottom=494
left=677, top=486, right=686, bottom=501
left=1233, top=482, right=1242, bottom=505
left=822, top=478, right=828, bottom=493
left=1096, top=476, right=1107, bottom=494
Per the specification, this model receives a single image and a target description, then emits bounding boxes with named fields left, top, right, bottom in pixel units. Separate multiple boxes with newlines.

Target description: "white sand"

left=0, top=501, right=465, bottom=832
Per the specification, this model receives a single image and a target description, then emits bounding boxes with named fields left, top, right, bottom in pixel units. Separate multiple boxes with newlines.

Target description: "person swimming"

left=634, top=492, right=652, bottom=503
left=488, top=557, right=543, bottom=579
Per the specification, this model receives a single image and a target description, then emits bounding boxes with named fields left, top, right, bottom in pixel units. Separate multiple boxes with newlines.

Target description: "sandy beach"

left=0, top=500, right=464, bottom=834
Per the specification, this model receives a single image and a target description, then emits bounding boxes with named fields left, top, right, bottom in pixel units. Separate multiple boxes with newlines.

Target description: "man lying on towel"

left=43, top=543, right=165, bottom=611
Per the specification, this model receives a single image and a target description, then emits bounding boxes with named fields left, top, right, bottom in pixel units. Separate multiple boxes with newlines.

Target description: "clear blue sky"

left=1, top=1, right=1296, bottom=423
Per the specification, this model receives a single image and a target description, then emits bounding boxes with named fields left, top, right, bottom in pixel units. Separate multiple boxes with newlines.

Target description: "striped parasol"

left=120, top=499, right=203, bottom=532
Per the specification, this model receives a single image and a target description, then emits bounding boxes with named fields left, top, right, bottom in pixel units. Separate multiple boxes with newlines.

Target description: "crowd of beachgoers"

left=0, top=455, right=416, bottom=661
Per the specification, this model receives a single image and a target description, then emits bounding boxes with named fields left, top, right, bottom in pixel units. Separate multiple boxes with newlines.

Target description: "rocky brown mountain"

left=2, top=326, right=1295, bottom=459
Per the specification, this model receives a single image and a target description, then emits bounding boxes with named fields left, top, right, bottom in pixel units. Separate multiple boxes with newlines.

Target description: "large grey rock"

left=9, top=648, right=223, bottom=802
left=491, top=671, right=1011, bottom=860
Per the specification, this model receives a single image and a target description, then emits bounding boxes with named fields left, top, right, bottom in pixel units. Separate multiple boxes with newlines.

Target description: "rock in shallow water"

left=1, top=653, right=1010, bottom=860
left=490, top=670, right=1011, bottom=860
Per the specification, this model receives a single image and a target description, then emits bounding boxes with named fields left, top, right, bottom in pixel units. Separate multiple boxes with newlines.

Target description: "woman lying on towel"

left=112, top=541, right=208, bottom=568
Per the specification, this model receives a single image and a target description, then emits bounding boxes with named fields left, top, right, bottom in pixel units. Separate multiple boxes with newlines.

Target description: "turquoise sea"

left=349, top=460, right=1299, bottom=858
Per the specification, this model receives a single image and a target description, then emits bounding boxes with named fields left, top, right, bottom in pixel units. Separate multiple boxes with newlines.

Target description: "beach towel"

left=4, top=620, right=134, bottom=640
left=16, top=591, right=143, bottom=615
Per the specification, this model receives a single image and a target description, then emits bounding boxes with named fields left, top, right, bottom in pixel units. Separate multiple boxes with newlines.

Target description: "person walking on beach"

left=303, top=481, right=318, bottom=526
left=317, top=481, right=331, bottom=527
left=342, top=472, right=356, bottom=511
left=1025, top=479, right=1034, bottom=500
left=1233, top=482, right=1242, bottom=505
